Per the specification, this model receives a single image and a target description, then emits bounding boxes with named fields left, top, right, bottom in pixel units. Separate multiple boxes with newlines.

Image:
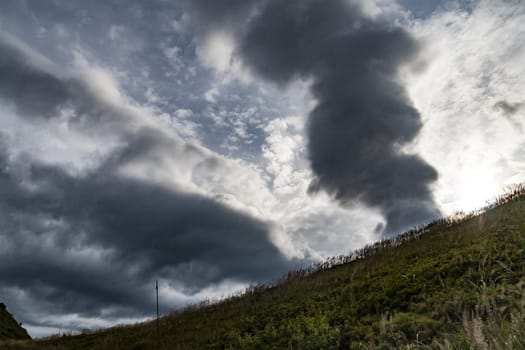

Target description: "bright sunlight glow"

left=455, top=172, right=502, bottom=213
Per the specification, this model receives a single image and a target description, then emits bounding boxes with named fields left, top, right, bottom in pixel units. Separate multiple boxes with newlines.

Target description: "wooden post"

left=156, top=280, right=160, bottom=349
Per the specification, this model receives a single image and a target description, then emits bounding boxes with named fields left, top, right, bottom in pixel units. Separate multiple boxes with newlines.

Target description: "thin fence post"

left=156, top=279, right=160, bottom=349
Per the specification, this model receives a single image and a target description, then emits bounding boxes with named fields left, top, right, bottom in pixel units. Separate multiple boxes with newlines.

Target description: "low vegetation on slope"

left=0, top=303, right=30, bottom=341
left=4, top=186, right=525, bottom=349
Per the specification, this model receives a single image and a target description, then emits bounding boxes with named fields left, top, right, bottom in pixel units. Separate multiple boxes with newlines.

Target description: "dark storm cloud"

left=192, top=0, right=440, bottom=235
left=0, top=142, right=289, bottom=315
left=0, top=38, right=69, bottom=119
left=189, top=0, right=259, bottom=27
left=0, top=34, right=124, bottom=130
left=0, top=34, right=293, bottom=321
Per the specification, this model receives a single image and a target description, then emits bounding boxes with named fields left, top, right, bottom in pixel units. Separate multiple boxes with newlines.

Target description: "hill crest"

left=0, top=302, right=31, bottom=341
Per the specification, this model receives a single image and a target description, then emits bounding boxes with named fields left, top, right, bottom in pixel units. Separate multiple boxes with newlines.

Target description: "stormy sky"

left=1, top=0, right=524, bottom=337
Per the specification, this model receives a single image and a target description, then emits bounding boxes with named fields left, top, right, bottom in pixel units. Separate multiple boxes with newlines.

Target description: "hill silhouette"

left=0, top=302, right=30, bottom=341
left=2, top=185, right=525, bottom=349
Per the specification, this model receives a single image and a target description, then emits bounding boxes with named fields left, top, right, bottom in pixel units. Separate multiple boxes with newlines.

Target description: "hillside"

left=4, top=187, right=525, bottom=349
left=0, top=303, right=30, bottom=341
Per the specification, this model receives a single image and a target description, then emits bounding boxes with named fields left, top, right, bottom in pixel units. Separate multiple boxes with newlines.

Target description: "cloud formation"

left=192, top=0, right=440, bottom=235
left=407, top=0, right=525, bottom=212
left=0, top=37, right=69, bottom=120
left=2, top=0, right=524, bottom=338
left=0, top=33, right=294, bottom=330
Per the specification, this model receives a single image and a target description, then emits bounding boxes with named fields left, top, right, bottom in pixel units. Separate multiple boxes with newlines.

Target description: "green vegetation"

left=5, top=186, right=525, bottom=349
left=0, top=303, right=30, bottom=341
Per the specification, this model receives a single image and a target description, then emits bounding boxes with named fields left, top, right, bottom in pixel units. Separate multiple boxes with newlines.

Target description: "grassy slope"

left=0, top=303, right=30, bottom=341
left=8, top=189, right=525, bottom=349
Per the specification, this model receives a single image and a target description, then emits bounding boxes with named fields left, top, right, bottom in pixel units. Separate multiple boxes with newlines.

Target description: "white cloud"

left=174, top=108, right=193, bottom=119
left=204, top=87, right=219, bottom=102
left=0, top=104, right=117, bottom=176
left=406, top=0, right=525, bottom=213
left=80, top=67, right=124, bottom=105
left=196, top=29, right=253, bottom=84
left=196, top=30, right=235, bottom=73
